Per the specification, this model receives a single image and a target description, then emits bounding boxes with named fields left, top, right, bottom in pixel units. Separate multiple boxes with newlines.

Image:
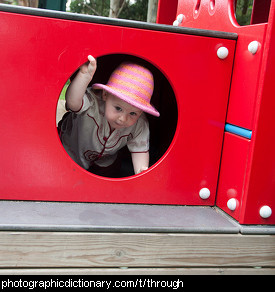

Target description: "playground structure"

left=0, top=0, right=274, bottom=274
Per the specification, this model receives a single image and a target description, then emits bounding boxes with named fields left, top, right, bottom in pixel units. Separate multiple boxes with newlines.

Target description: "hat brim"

left=92, top=83, right=160, bottom=117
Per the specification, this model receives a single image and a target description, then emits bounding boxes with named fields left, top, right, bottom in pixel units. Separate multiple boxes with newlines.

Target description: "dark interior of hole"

left=68, top=54, right=178, bottom=177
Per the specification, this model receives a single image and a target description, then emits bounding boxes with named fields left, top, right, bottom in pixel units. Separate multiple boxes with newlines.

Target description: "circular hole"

left=194, top=0, right=201, bottom=18
left=234, top=0, right=254, bottom=26
left=209, top=0, right=216, bottom=16
left=57, top=54, right=178, bottom=178
left=209, top=0, right=215, bottom=11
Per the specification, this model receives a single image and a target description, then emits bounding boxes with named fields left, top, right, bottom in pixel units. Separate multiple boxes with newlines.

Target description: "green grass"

left=59, top=80, right=70, bottom=100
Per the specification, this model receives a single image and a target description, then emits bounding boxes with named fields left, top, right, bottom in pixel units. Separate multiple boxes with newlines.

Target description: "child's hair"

left=92, top=62, right=160, bottom=117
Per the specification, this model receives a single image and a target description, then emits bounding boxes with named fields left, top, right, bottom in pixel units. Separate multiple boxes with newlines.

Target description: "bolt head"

left=248, top=41, right=259, bottom=54
left=227, top=198, right=237, bottom=211
left=259, top=206, right=272, bottom=219
left=217, top=47, right=229, bottom=59
left=177, top=14, right=185, bottom=23
left=199, top=188, right=210, bottom=199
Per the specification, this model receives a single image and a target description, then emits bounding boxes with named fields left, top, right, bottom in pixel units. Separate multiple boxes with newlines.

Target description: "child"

left=59, top=55, right=160, bottom=177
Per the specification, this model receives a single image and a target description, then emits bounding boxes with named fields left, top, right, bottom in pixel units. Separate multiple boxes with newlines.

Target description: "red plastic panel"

left=217, top=130, right=275, bottom=225
left=174, top=0, right=267, bottom=131
left=155, top=0, right=275, bottom=224
left=226, top=25, right=266, bottom=131
left=0, top=11, right=235, bottom=205
left=156, top=0, right=178, bottom=25
left=251, top=0, right=272, bottom=25
left=216, top=132, right=251, bottom=222
left=240, top=4, right=275, bottom=224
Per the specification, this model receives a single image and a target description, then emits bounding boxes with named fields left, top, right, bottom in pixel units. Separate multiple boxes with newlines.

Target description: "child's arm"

left=65, top=55, right=97, bottom=112
left=131, top=152, right=149, bottom=174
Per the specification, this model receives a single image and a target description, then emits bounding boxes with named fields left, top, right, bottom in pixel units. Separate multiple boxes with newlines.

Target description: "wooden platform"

left=0, top=201, right=274, bottom=275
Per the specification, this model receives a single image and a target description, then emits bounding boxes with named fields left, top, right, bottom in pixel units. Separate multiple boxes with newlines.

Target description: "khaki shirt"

left=60, top=88, right=150, bottom=169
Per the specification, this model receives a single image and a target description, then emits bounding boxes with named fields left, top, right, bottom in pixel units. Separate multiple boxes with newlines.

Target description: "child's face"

left=103, top=90, right=143, bottom=130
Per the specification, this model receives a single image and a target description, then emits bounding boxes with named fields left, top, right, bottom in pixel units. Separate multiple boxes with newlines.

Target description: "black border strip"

left=0, top=4, right=237, bottom=40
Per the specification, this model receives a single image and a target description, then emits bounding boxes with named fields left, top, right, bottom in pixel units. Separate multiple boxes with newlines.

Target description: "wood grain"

left=0, top=232, right=274, bottom=268
left=0, top=268, right=274, bottom=275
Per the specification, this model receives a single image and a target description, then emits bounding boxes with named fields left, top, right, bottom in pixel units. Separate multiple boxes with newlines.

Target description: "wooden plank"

left=0, top=232, right=274, bottom=268
left=0, top=268, right=274, bottom=275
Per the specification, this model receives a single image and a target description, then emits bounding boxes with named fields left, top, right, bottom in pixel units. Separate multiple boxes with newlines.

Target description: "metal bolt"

left=248, top=41, right=259, bottom=55
left=173, top=19, right=179, bottom=26
left=177, top=14, right=185, bottom=23
left=199, top=188, right=210, bottom=199
left=227, top=198, right=237, bottom=211
left=259, top=205, right=272, bottom=219
left=217, top=47, right=229, bottom=59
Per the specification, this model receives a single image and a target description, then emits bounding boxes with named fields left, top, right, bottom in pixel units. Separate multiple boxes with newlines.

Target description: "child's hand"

left=137, top=166, right=148, bottom=174
left=65, top=55, right=97, bottom=112
left=131, top=152, right=149, bottom=175
left=79, top=55, right=97, bottom=78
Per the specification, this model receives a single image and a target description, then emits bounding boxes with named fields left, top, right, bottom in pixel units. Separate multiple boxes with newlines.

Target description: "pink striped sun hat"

left=92, top=62, right=160, bottom=117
